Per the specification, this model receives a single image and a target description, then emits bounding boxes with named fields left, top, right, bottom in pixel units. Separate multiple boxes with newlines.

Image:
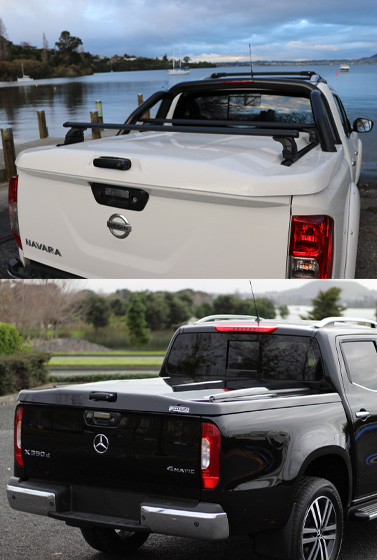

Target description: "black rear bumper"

left=7, top=257, right=82, bottom=279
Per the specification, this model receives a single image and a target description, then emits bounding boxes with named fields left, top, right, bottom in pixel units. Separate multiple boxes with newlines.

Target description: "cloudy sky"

left=1, top=0, right=376, bottom=62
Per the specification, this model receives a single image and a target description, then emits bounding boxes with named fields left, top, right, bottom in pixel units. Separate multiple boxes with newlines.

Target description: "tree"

left=84, top=294, right=110, bottom=330
left=0, top=323, right=22, bottom=355
left=0, top=18, right=8, bottom=60
left=255, top=297, right=276, bottom=320
left=42, top=33, right=48, bottom=65
left=140, top=292, right=170, bottom=331
left=109, top=297, right=128, bottom=317
left=303, top=287, right=347, bottom=321
left=55, top=31, right=83, bottom=62
left=212, top=294, right=251, bottom=316
left=163, top=292, right=192, bottom=328
left=195, top=301, right=213, bottom=319
left=126, top=294, right=150, bottom=346
left=278, top=304, right=289, bottom=319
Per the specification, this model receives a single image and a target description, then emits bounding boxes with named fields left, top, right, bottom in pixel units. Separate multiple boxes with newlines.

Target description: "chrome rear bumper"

left=7, top=478, right=229, bottom=540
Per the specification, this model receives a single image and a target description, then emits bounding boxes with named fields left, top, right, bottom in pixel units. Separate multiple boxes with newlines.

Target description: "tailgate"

left=15, top=133, right=305, bottom=278
left=17, top=171, right=291, bottom=278
left=22, top=404, right=202, bottom=500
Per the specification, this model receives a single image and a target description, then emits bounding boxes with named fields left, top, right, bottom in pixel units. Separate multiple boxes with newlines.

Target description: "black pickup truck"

left=7, top=315, right=377, bottom=560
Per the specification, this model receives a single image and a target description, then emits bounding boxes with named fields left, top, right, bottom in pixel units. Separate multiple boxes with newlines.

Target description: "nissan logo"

left=107, top=214, right=132, bottom=239
left=93, top=434, right=109, bottom=454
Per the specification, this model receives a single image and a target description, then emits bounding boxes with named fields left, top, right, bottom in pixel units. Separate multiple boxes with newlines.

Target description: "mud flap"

left=254, top=504, right=296, bottom=559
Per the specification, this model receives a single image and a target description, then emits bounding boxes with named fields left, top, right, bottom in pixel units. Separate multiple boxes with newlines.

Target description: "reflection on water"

left=0, top=64, right=376, bottom=178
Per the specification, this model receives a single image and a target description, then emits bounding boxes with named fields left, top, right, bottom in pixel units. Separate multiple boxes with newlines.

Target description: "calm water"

left=286, top=305, right=376, bottom=322
left=1, top=64, right=376, bottom=179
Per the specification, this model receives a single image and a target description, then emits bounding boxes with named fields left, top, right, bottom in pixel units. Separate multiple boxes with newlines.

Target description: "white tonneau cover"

left=16, top=131, right=342, bottom=278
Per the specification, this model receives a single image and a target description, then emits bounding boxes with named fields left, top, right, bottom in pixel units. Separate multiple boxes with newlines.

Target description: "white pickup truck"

left=8, top=70, right=373, bottom=279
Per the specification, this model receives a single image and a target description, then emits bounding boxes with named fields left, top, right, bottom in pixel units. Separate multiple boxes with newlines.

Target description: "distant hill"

left=255, top=280, right=377, bottom=307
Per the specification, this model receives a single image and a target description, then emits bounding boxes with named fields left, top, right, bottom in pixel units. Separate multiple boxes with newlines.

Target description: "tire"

left=80, top=527, right=149, bottom=555
left=290, top=477, right=343, bottom=560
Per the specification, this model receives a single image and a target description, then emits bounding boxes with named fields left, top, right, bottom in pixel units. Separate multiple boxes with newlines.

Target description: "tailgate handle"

left=93, top=157, right=131, bottom=170
left=89, top=391, right=117, bottom=402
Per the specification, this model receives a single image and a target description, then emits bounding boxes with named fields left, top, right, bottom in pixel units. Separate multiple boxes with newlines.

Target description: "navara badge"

left=107, top=214, right=132, bottom=239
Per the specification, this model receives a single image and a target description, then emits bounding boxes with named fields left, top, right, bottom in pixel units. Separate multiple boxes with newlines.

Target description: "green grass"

left=52, top=351, right=166, bottom=356
left=49, top=357, right=164, bottom=367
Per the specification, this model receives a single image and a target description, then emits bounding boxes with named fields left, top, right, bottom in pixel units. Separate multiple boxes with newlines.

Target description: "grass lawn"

left=49, top=357, right=164, bottom=367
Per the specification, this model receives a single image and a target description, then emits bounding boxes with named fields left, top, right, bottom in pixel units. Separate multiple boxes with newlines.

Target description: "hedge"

left=0, top=323, right=23, bottom=355
left=0, top=352, right=51, bottom=396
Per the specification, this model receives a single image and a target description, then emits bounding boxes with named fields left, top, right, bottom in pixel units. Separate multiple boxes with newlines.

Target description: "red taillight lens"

left=8, top=175, right=22, bottom=249
left=215, top=324, right=278, bottom=333
left=201, top=423, right=221, bottom=489
left=15, top=407, right=24, bottom=467
left=289, top=215, right=334, bottom=279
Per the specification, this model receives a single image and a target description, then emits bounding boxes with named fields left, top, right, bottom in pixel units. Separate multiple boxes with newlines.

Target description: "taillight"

left=201, top=423, right=221, bottom=489
left=289, top=215, right=334, bottom=279
left=8, top=175, right=22, bottom=249
left=15, top=407, right=24, bottom=467
left=215, top=324, right=278, bottom=333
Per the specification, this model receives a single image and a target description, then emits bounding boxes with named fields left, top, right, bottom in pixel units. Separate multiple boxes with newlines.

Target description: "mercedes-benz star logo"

left=93, top=434, right=109, bottom=454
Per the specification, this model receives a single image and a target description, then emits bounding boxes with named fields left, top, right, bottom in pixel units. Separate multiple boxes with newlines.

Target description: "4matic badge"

left=107, top=214, right=132, bottom=239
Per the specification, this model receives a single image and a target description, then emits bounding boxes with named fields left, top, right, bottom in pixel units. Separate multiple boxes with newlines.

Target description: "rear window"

left=165, top=332, right=322, bottom=382
left=173, top=92, right=314, bottom=124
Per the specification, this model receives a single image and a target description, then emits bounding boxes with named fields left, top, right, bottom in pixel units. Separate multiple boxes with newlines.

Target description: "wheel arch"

left=299, top=446, right=352, bottom=508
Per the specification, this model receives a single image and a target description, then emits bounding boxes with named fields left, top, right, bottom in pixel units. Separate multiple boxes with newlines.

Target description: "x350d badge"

left=107, top=214, right=132, bottom=239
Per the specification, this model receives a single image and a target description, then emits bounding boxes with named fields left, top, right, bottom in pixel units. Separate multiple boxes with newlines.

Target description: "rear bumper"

left=7, top=257, right=82, bottom=279
left=7, top=477, right=229, bottom=540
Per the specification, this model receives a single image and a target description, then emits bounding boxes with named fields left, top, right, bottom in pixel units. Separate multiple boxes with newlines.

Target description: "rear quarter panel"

left=204, top=399, right=349, bottom=535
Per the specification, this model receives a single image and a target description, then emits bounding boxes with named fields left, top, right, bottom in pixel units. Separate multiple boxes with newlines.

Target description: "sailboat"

left=168, top=43, right=190, bottom=75
left=17, top=62, right=33, bottom=82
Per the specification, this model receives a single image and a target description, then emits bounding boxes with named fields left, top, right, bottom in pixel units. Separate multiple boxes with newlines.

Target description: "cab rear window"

left=165, top=333, right=322, bottom=382
left=173, top=92, right=314, bottom=124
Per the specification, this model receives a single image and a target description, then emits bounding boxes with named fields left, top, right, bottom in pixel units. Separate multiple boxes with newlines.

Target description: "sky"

left=1, top=0, right=376, bottom=62
left=81, top=279, right=377, bottom=295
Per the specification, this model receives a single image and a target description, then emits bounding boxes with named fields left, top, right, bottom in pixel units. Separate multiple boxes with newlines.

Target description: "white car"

left=8, top=70, right=373, bottom=279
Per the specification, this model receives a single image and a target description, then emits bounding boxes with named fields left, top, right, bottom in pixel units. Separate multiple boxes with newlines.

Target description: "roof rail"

left=209, top=70, right=327, bottom=84
left=195, top=314, right=259, bottom=323
left=314, top=317, right=377, bottom=329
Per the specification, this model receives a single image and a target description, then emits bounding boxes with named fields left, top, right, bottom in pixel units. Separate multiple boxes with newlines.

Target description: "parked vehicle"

left=8, top=315, right=377, bottom=560
left=8, top=71, right=373, bottom=279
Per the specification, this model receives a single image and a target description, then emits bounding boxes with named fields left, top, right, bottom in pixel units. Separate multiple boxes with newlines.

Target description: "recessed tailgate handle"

left=93, top=157, right=131, bottom=170
left=89, top=391, right=117, bottom=402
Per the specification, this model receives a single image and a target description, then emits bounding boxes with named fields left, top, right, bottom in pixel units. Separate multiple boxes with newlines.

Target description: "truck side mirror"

left=353, top=118, right=374, bottom=133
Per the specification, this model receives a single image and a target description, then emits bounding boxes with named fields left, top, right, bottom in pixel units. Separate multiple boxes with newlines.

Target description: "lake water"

left=1, top=64, right=376, bottom=179
left=286, top=305, right=376, bottom=322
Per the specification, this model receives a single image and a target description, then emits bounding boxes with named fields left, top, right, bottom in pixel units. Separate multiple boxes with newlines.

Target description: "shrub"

left=0, top=323, right=23, bottom=355
left=0, top=352, right=50, bottom=396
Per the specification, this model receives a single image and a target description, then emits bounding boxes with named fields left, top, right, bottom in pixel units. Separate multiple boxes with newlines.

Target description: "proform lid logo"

left=107, top=214, right=132, bottom=239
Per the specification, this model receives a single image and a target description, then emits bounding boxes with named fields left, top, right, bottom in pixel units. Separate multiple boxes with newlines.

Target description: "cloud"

left=1, top=0, right=376, bottom=60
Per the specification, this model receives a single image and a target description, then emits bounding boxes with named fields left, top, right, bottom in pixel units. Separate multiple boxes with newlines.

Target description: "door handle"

left=356, top=410, right=371, bottom=420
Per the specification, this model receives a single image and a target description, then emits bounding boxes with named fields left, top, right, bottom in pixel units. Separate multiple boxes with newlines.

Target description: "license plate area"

left=91, top=182, right=149, bottom=211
